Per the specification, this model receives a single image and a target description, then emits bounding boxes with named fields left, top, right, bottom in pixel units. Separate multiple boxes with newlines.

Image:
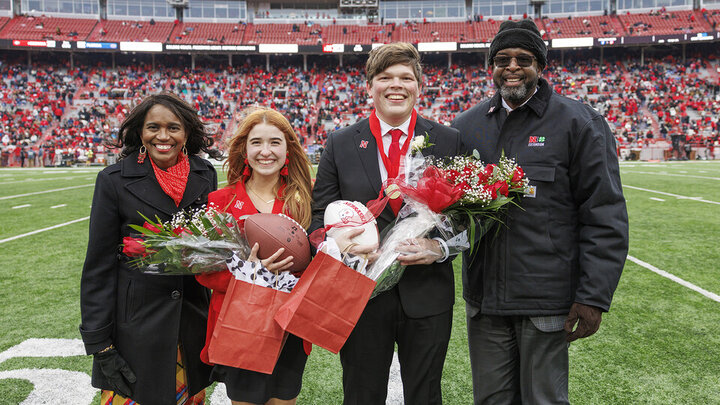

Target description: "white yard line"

left=12, top=204, right=31, bottom=209
left=0, top=176, right=93, bottom=185
left=623, top=185, right=720, bottom=205
left=0, top=217, right=89, bottom=244
left=387, top=352, right=404, bottom=404
left=0, top=184, right=94, bottom=200
left=649, top=197, right=665, bottom=202
left=51, top=204, right=67, bottom=209
left=623, top=170, right=720, bottom=181
left=0, top=168, right=100, bottom=172
left=628, top=256, right=720, bottom=303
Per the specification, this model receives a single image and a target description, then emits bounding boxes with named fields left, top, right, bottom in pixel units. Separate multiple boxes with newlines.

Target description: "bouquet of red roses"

left=365, top=142, right=528, bottom=296
left=429, top=150, right=529, bottom=243
left=122, top=205, right=250, bottom=275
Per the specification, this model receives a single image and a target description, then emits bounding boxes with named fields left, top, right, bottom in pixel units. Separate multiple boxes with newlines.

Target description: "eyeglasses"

left=493, top=55, right=536, bottom=68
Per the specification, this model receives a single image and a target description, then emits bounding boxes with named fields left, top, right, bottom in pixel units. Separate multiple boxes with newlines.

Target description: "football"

left=324, top=200, right=379, bottom=250
left=244, top=213, right=311, bottom=273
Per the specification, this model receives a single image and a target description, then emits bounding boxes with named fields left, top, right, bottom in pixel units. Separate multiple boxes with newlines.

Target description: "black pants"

left=340, top=286, right=452, bottom=405
left=466, top=307, right=569, bottom=405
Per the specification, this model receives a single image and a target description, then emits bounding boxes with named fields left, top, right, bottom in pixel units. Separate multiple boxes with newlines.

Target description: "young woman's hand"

left=248, top=242, right=294, bottom=273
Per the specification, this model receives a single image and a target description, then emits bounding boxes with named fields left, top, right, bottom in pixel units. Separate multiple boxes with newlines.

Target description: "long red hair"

left=225, top=108, right=313, bottom=228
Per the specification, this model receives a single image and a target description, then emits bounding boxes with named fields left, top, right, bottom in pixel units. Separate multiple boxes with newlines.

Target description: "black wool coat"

left=80, top=151, right=216, bottom=404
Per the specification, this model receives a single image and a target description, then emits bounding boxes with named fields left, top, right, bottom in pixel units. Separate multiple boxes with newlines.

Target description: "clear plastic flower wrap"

left=123, top=207, right=251, bottom=275
left=364, top=201, right=470, bottom=298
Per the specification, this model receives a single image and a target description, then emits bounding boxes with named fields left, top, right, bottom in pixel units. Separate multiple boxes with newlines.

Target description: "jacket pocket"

left=118, top=279, right=143, bottom=324
left=523, top=164, right=556, bottom=183
left=118, top=279, right=132, bottom=324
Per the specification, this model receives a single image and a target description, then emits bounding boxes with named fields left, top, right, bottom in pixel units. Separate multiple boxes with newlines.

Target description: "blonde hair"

left=225, top=108, right=313, bottom=228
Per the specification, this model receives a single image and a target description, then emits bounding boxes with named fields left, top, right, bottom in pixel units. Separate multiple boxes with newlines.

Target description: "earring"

left=280, top=155, right=289, bottom=176
left=182, top=144, right=188, bottom=156
left=137, top=145, right=147, bottom=164
left=242, top=158, right=251, bottom=177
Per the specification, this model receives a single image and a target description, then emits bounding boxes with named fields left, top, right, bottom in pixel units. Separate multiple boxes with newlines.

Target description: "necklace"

left=246, top=184, right=275, bottom=204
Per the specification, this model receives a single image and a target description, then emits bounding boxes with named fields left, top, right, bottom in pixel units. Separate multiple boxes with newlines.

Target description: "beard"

left=498, top=76, right=537, bottom=106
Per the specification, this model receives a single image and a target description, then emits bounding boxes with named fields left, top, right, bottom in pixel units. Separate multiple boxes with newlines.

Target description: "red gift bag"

left=274, top=251, right=376, bottom=354
left=208, top=276, right=290, bottom=374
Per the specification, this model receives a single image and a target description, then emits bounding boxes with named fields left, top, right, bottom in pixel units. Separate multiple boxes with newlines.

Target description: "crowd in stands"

left=1, top=48, right=718, bottom=167
left=3, top=7, right=720, bottom=46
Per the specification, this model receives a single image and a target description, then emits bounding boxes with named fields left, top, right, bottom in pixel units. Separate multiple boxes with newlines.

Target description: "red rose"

left=511, top=167, right=525, bottom=185
left=122, top=236, right=147, bottom=257
left=462, top=165, right=474, bottom=178
left=483, top=184, right=497, bottom=199
left=476, top=171, right=489, bottom=186
left=173, top=227, right=191, bottom=236
left=495, top=181, right=509, bottom=197
left=485, top=181, right=509, bottom=199
left=484, top=164, right=497, bottom=178
left=143, top=221, right=161, bottom=233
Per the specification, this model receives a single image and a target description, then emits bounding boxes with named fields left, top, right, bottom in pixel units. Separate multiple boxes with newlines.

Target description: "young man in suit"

left=452, top=20, right=628, bottom=404
left=310, top=42, right=462, bottom=404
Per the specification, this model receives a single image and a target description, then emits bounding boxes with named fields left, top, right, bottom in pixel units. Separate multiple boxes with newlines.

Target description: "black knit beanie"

left=489, top=19, right=547, bottom=69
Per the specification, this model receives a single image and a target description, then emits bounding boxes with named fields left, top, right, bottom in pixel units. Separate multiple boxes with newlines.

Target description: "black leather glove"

left=564, top=303, right=603, bottom=343
left=94, top=347, right=137, bottom=398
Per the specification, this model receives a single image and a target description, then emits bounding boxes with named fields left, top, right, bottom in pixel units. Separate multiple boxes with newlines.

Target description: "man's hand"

left=564, top=303, right=603, bottom=342
left=94, top=347, right=136, bottom=398
left=336, top=228, right=379, bottom=263
left=396, top=238, right=442, bottom=266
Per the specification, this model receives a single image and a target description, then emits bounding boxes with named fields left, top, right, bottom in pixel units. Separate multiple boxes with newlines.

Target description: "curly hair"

left=225, top=108, right=313, bottom=229
left=110, top=92, right=222, bottom=160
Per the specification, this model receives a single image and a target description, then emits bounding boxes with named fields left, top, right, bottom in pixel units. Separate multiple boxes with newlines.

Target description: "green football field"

left=1, top=160, right=719, bottom=404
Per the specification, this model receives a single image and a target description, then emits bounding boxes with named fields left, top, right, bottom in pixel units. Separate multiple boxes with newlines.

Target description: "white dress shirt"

left=377, top=115, right=412, bottom=182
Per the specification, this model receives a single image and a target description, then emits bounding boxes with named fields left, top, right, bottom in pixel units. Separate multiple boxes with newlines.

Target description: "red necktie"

left=388, top=129, right=403, bottom=178
left=387, top=129, right=403, bottom=215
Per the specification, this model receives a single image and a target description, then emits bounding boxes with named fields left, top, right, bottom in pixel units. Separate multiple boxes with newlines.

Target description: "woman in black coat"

left=79, top=93, right=222, bottom=404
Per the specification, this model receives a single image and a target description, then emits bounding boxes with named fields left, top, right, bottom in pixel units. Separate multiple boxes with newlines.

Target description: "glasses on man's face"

left=493, top=55, right=536, bottom=68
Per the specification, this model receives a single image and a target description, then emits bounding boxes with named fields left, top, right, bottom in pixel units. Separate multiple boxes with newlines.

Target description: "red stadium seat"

left=0, top=16, right=97, bottom=41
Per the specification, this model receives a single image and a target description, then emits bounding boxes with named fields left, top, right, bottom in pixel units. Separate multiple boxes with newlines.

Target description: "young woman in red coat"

left=196, top=108, right=313, bottom=405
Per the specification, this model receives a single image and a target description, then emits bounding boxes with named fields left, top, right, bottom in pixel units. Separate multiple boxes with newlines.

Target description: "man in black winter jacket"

left=452, top=19, right=629, bottom=404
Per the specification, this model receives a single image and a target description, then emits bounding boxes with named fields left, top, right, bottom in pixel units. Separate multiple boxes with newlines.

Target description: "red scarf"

left=150, top=152, right=190, bottom=207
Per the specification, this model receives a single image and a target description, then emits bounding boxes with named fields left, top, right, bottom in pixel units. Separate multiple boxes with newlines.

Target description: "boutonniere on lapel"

left=410, top=132, right=433, bottom=155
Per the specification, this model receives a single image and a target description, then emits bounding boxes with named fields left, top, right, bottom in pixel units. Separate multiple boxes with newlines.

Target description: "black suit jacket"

left=311, top=115, right=461, bottom=318
left=79, top=151, right=216, bottom=404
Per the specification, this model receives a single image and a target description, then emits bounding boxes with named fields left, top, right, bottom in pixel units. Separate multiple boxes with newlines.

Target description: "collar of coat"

left=120, top=149, right=212, bottom=177
left=118, top=149, right=214, bottom=216
left=487, top=77, right=551, bottom=118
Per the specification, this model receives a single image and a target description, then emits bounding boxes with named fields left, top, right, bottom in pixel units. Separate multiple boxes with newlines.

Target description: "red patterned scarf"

left=150, top=152, right=190, bottom=206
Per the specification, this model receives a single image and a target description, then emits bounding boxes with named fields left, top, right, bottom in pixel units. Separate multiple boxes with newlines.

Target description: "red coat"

left=195, top=182, right=287, bottom=364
